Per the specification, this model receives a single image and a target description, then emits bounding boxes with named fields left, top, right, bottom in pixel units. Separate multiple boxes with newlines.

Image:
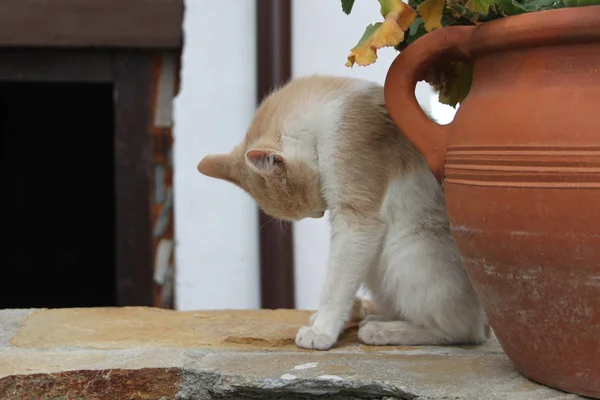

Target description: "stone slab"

left=0, top=307, right=586, bottom=399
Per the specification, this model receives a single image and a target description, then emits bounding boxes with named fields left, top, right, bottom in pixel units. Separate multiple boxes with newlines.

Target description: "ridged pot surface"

left=384, top=6, right=600, bottom=397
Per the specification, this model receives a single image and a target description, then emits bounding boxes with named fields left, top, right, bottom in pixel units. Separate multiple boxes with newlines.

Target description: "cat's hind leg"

left=358, top=313, right=393, bottom=325
left=350, top=296, right=380, bottom=322
left=309, top=296, right=381, bottom=326
left=358, top=320, right=451, bottom=346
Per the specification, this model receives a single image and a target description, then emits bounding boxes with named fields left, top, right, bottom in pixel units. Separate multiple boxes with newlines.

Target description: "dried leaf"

left=345, top=23, right=382, bottom=67
left=380, top=0, right=419, bottom=29
left=346, top=0, right=417, bottom=67
left=417, top=0, right=446, bottom=31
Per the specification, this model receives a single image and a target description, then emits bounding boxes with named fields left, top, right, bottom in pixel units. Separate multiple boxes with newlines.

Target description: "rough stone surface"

left=10, top=307, right=318, bottom=351
left=0, top=368, right=181, bottom=400
left=0, top=307, right=585, bottom=399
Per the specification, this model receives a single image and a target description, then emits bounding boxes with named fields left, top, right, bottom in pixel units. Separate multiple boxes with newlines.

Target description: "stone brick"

left=0, top=308, right=584, bottom=399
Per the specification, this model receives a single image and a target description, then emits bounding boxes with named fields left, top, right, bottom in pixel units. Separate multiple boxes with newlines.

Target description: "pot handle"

left=384, top=26, right=474, bottom=182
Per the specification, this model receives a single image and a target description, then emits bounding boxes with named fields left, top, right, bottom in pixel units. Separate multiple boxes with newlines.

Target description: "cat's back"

left=245, top=75, right=379, bottom=145
left=243, top=75, right=427, bottom=214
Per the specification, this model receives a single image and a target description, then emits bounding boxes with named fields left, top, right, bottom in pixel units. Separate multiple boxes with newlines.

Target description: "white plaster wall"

left=173, top=0, right=259, bottom=310
left=291, top=0, right=456, bottom=309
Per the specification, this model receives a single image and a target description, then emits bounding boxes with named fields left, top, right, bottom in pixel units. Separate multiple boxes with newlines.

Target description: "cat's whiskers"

left=278, top=219, right=290, bottom=232
left=259, top=217, right=276, bottom=231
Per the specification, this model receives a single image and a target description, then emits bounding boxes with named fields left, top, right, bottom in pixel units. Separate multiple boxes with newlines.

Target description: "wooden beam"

left=113, top=52, right=155, bottom=306
left=0, top=48, right=156, bottom=306
left=256, top=0, right=295, bottom=309
left=0, top=0, right=183, bottom=49
left=0, top=50, right=114, bottom=82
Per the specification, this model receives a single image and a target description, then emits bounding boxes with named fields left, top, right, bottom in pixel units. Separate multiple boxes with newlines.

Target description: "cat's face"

left=197, top=148, right=326, bottom=221
left=197, top=76, right=355, bottom=221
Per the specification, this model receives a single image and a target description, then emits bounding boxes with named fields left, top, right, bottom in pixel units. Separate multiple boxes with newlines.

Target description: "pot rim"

left=467, top=5, right=600, bottom=55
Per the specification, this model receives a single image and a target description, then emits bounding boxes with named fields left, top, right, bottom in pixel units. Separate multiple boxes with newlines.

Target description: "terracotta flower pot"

left=384, top=6, right=600, bottom=398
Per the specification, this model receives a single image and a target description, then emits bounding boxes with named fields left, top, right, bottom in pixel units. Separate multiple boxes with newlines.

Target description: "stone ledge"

left=0, top=308, right=584, bottom=399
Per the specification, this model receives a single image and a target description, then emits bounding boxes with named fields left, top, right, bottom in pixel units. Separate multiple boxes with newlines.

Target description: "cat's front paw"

left=295, top=325, right=337, bottom=350
left=308, top=312, right=318, bottom=325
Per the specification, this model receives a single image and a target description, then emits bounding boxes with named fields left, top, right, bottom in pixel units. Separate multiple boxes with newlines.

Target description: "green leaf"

left=341, top=0, right=356, bottom=14
left=495, top=0, right=528, bottom=14
left=379, top=0, right=393, bottom=17
left=558, top=0, right=600, bottom=6
left=409, top=16, right=426, bottom=36
left=438, top=62, right=473, bottom=108
left=396, top=17, right=427, bottom=51
left=469, top=0, right=496, bottom=12
left=510, top=0, right=559, bottom=12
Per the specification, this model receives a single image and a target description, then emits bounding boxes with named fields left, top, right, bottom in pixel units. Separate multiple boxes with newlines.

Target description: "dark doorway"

left=0, top=82, right=116, bottom=308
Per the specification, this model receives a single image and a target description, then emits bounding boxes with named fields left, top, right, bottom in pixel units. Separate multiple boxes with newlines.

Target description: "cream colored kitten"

left=198, top=75, right=489, bottom=350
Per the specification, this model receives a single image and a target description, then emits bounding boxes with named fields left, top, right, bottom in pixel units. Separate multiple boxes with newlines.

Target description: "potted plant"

left=342, top=0, right=600, bottom=397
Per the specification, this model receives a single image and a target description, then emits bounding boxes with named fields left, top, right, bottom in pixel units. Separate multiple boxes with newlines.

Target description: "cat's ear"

left=197, top=153, right=238, bottom=184
left=245, top=149, right=285, bottom=176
